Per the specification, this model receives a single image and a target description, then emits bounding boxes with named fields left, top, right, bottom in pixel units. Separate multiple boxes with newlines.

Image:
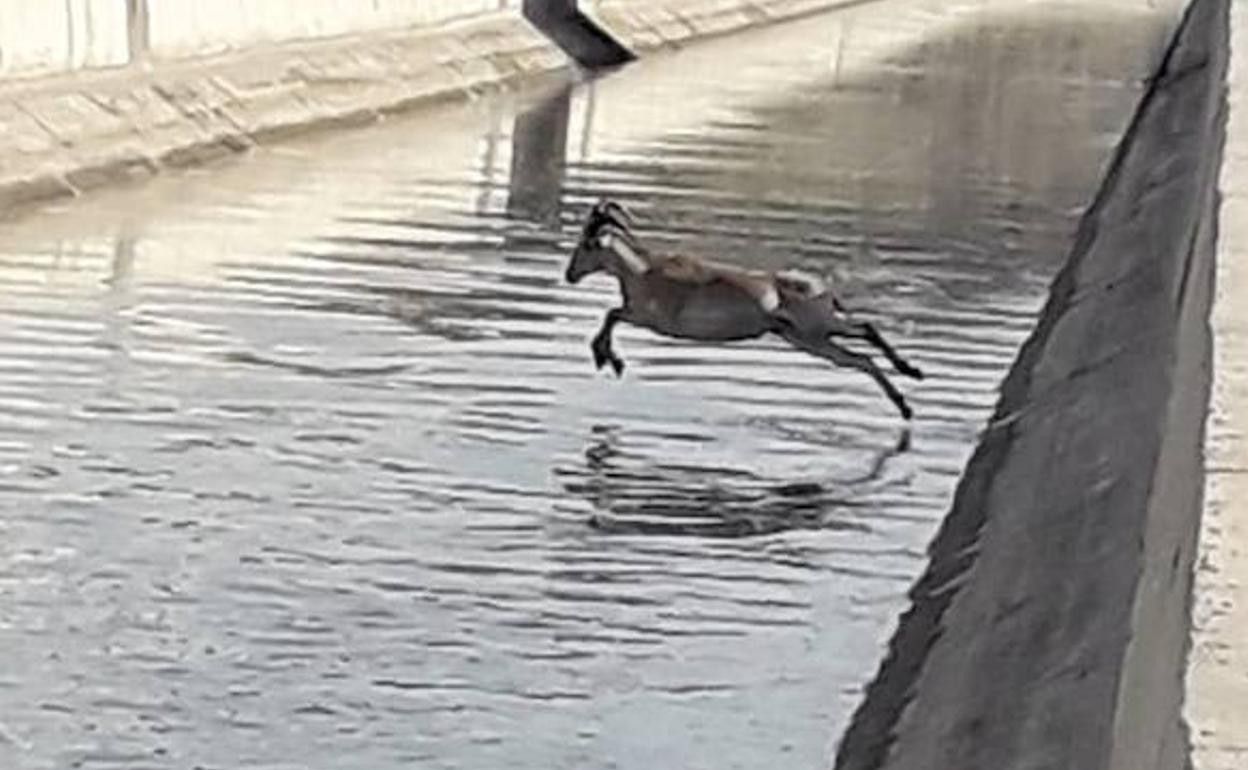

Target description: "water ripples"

left=0, top=2, right=1176, bottom=769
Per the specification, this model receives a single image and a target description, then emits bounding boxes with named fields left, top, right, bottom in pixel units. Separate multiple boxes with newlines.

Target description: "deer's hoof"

left=610, top=358, right=626, bottom=377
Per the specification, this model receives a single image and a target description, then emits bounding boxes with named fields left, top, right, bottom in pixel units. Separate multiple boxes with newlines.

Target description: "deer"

left=563, top=200, right=924, bottom=419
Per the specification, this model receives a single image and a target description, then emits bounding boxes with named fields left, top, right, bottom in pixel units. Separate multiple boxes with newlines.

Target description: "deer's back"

left=626, top=261, right=776, bottom=341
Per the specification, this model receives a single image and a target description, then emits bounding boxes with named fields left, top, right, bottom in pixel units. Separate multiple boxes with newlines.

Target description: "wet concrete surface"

left=0, top=2, right=1180, bottom=769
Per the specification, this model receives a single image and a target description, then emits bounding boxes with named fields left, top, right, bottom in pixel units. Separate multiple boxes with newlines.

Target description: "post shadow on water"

left=296, top=85, right=582, bottom=344
left=505, top=82, right=574, bottom=226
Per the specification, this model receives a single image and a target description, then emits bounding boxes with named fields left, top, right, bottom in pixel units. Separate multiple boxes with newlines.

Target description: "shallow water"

left=0, top=2, right=1176, bottom=768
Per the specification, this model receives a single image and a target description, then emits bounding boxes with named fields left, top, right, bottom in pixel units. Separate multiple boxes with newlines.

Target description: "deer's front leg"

left=591, top=307, right=627, bottom=377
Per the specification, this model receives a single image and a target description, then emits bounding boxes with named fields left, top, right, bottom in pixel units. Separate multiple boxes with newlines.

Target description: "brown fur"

left=565, top=201, right=923, bottom=418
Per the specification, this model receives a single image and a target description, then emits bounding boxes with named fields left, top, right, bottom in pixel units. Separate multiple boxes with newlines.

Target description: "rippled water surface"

left=0, top=2, right=1176, bottom=768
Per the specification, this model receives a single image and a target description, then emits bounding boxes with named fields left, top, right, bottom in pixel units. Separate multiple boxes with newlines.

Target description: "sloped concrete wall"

left=0, top=0, right=516, bottom=80
left=0, top=0, right=848, bottom=81
left=832, top=0, right=1227, bottom=767
left=146, top=0, right=512, bottom=59
left=0, top=0, right=861, bottom=220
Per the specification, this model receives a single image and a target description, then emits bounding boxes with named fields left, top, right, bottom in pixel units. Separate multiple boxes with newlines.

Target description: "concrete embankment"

left=0, top=0, right=853, bottom=218
left=1187, top=1, right=1248, bottom=768
left=832, top=0, right=1228, bottom=768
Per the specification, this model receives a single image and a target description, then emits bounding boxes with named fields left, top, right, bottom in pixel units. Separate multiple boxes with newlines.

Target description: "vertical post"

left=522, top=0, right=635, bottom=69
left=126, top=0, right=149, bottom=63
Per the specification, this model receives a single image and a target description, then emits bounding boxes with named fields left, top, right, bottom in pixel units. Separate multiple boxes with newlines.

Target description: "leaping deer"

left=563, top=200, right=924, bottom=419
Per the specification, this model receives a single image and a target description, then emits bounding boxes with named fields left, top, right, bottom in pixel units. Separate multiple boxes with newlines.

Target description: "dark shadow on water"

left=557, top=425, right=911, bottom=538
left=506, top=82, right=573, bottom=227
left=286, top=83, right=581, bottom=339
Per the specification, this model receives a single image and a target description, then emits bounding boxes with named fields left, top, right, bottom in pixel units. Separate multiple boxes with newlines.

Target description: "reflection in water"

left=560, top=425, right=911, bottom=538
left=0, top=2, right=1179, bottom=770
left=506, top=83, right=573, bottom=226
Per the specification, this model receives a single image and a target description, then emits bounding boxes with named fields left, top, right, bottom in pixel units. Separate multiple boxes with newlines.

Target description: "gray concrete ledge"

left=832, top=0, right=1228, bottom=767
left=0, top=0, right=855, bottom=220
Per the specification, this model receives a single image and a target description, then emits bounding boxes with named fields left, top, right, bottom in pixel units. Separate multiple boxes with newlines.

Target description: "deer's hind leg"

left=781, top=328, right=913, bottom=420
left=825, top=316, right=924, bottom=381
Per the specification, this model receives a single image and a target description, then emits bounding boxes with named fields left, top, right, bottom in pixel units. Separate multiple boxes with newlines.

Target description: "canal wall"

left=1186, top=0, right=1248, bottom=767
left=832, top=0, right=1227, bottom=768
left=0, top=0, right=130, bottom=77
left=0, top=1, right=511, bottom=80
left=0, top=0, right=853, bottom=217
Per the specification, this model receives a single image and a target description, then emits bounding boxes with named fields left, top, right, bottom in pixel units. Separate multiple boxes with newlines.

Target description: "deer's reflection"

left=559, top=425, right=911, bottom=538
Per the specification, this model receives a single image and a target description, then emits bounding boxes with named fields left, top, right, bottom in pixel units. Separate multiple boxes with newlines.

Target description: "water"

left=0, top=2, right=1176, bottom=768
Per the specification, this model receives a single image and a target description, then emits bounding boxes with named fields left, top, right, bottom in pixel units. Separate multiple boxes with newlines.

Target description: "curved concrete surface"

left=833, top=0, right=1228, bottom=768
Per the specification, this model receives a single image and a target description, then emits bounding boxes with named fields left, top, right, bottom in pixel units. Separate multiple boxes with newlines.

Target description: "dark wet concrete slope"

left=833, top=0, right=1228, bottom=768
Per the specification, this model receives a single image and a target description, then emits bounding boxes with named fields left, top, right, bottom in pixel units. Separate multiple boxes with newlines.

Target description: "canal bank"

left=0, top=0, right=856, bottom=218
left=833, top=0, right=1228, bottom=768
left=1187, top=0, right=1248, bottom=768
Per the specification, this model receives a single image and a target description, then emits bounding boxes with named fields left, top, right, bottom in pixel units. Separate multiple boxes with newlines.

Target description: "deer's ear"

left=593, top=199, right=633, bottom=231
left=596, top=230, right=616, bottom=248
left=604, top=202, right=633, bottom=230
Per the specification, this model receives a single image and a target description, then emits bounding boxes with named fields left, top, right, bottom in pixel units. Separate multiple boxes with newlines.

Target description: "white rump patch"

left=776, top=269, right=826, bottom=295
left=759, top=285, right=781, bottom=312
